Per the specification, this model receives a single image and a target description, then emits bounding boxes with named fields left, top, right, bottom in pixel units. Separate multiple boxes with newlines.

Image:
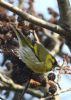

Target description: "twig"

left=0, top=72, right=71, bottom=98
left=56, top=87, right=71, bottom=95
left=0, top=73, right=23, bottom=89
left=0, top=72, right=44, bottom=98
left=0, top=97, right=5, bottom=100
left=20, top=79, right=30, bottom=100
left=18, top=0, right=24, bottom=9
left=33, top=31, right=40, bottom=43
left=0, top=0, right=65, bottom=35
left=42, top=87, right=71, bottom=100
left=54, top=81, right=61, bottom=90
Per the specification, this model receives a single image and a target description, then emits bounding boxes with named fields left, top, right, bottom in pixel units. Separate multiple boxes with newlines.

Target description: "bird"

left=12, top=26, right=57, bottom=74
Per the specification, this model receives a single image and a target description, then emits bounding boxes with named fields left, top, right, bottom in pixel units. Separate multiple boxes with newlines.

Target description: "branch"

left=57, top=0, right=70, bottom=22
left=0, top=0, right=65, bottom=35
left=0, top=72, right=71, bottom=99
left=56, top=88, right=71, bottom=95
left=18, top=0, right=24, bottom=9
left=42, top=87, right=71, bottom=100
left=57, top=0, right=71, bottom=49
left=0, top=73, right=44, bottom=98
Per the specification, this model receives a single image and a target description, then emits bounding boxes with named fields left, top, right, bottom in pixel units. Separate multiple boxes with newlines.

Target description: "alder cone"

left=11, top=56, right=33, bottom=84
left=47, top=72, right=56, bottom=81
left=49, top=85, right=57, bottom=94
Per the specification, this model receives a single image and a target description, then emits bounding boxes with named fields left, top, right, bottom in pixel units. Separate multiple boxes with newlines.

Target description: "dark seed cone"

left=49, top=85, right=57, bottom=94
left=11, top=56, right=33, bottom=84
left=47, top=73, right=56, bottom=81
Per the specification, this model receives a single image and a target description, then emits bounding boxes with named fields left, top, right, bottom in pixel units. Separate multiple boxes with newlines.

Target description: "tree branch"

left=0, top=72, right=71, bottom=99
left=0, top=0, right=65, bottom=36
left=18, top=0, right=24, bottom=9
left=57, top=0, right=71, bottom=49
left=0, top=73, right=44, bottom=98
left=42, top=87, right=71, bottom=100
left=57, top=0, right=70, bottom=22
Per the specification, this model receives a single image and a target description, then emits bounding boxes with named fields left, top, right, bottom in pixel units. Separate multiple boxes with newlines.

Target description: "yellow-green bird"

left=12, top=26, right=57, bottom=74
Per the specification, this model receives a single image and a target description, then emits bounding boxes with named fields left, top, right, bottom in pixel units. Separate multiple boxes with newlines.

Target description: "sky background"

left=34, top=0, right=71, bottom=19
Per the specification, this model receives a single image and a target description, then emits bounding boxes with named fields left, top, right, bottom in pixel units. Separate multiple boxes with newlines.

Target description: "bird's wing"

left=18, top=46, right=47, bottom=73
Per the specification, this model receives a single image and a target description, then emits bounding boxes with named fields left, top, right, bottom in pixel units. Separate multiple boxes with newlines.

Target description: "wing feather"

left=18, top=46, right=46, bottom=73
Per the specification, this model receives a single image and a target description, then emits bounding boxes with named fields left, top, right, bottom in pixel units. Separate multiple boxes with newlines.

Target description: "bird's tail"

left=12, top=26, right=33, bottom=48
